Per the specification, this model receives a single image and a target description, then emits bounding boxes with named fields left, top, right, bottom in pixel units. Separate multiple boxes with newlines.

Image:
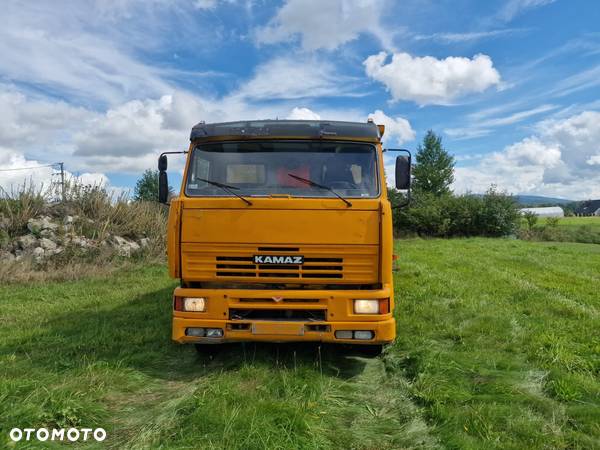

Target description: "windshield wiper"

left=287, top=173, right=352, bottom=207
left=196, top=178, right=253, bottom=206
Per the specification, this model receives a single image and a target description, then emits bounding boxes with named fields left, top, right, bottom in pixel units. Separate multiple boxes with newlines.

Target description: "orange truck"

left=158, top=119, right=411, bottom=353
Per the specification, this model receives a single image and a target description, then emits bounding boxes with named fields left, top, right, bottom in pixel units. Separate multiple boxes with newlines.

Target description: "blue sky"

left=0, top=0, right=599, bottom=199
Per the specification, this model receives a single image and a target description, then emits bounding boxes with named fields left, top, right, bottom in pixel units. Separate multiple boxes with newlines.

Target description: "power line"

left=0, top=163, right=58, bottom=172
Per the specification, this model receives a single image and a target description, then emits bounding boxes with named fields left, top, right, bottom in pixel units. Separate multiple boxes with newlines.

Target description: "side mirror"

left=158, top=154, right=168, bottom=204
left=395, top=155, right=411, bottom=190
left=158, top=154, right=168, bottom=172
left=158, top=171, right=169, bottom=204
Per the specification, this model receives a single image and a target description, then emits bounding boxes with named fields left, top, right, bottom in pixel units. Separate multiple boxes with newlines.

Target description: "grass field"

left=521, top=216, right=600, bottom=245
left=1, top=238, right=599, bottom=449
left=541, top=216, right=600, bottom=231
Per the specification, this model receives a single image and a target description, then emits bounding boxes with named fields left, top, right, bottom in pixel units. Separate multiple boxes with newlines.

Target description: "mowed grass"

left=1, top=238, right=599, bottom=449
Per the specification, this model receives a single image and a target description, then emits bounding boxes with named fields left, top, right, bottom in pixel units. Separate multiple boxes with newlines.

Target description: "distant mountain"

left=514, top=195, right=574, bottom=206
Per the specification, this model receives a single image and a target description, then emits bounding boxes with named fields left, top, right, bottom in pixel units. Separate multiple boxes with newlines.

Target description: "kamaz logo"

left=253, top=255, right=304, bottom=264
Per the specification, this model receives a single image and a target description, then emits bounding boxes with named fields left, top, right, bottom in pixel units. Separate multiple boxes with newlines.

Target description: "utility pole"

left=59, top=162, right=65, bottom=202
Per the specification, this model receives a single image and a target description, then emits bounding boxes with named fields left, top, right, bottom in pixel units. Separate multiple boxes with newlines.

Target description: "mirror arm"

left=391, top=189, right=411, bottom=210
left=160, top=150, right=188, bottom=158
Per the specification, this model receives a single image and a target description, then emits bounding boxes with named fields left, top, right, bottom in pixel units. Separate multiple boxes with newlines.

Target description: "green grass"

left=1, top=239, right=599, bottom=449
left=521, top=216, right=600, bottom=244
left=542, top=216, right=600, bottom=231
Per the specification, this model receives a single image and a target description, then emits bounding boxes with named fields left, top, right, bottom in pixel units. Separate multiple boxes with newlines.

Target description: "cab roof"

left=190, top=119, right=381, bottom=142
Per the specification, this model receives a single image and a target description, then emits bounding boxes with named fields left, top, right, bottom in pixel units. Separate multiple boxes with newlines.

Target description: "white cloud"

left=0, top=89, right=94, bottom=150
left=444, top=128, right=493, bottom=140
left=233, top=56, right=357, bottom=100
left=498, top=0, right=556, bottom=21
left=546, top=64, right=600, bottom=98
left=0, top=148, right=124, bottom=196
left=194, top=0, right=219, bottom=8
left=413, top=28, right=526, bottom=43
left=255, top=0, right=386, bottom=51
left=587, top=155, right=600, bottom=166
left=74, top=96, right=182, bottom=158
left=287, top=107, right=321, bottom=120
left=453, top=111, right=600, bottom=199
left=0, top=4, right=173, bottom=105
left=503, top=137, right=561, bottom=167
left=364, top=52, right=501, bottom=105
left=367, top=110, right=415, bottom=145
left=444, top=104, right=557, bottom=140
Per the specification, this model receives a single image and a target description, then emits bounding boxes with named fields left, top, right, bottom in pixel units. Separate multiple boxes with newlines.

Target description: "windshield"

left=185, top=141, right=379, bottom=198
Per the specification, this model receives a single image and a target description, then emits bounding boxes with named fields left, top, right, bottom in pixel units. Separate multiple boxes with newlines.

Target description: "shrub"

left=477, top=186, right=521, bottom=236
left=390, top=186, right=520, bottom=237
left=523, top=211, right=538, bottom=230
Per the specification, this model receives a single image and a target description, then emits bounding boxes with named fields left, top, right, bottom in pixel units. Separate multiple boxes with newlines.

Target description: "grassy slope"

left=1, top=239, right=598, bottom=449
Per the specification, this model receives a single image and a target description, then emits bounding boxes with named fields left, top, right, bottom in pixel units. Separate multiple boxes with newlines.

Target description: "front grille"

left=182, top=243, right=378, bottom=283
left=216, top=255, right=343, bottom=279
left=230, top=308, right=326, bottom=321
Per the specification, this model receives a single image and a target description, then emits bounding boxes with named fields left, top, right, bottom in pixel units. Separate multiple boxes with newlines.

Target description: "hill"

left=514, top=195, right=573, bottom=206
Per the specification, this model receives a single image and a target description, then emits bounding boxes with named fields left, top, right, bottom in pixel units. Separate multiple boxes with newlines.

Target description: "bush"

left=523, top=211, right=538, bottom=230
left=391, top=186, right=520, bottom=237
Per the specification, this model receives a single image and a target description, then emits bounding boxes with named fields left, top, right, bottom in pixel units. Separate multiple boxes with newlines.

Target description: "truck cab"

left=159, top=119, right=410, bottom=352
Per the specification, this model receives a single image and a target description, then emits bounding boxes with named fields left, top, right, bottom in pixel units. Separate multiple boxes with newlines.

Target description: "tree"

left=412, top=130, right=455, bottom=197
left=134, top=169, right=159, bottom=202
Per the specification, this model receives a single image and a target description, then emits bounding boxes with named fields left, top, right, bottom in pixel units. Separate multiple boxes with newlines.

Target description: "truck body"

left=161, top=119, right=409, bottom=349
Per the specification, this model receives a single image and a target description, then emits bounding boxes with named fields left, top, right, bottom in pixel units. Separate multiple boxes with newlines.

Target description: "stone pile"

left=0, top=215, right=150, bottom=263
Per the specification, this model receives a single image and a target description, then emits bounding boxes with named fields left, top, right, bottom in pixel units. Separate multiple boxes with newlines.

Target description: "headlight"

left=183, top=297, right=206, bottom=312
left=353, top=299, right=379, bottom=314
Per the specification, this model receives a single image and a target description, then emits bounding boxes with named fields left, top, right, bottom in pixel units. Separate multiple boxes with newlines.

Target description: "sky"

left=0, top=0, right=599, bottom=200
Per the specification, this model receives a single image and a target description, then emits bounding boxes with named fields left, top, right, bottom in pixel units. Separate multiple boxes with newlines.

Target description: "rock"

left=39, top=238, right=58, bottom=251
left=40, top=228, right=56, bottom=238
left=27, top=216, right=58, bottom=233
left=63, top=215, right=75, bottom=224
left=0, top=251, right=15, bottom=263
left=32, top=247, right=45, bottom=260
left=71, top=236, right=90, bottom=248
left=26, top=218, right=42, bottom=234
left=44, top=220, right=59, bottom=231
left=139, top=237, right=150, bottom=248
left=46, top=246, right=63, bottom=256
left=111, top=235, right=140, bottom=257
left=111, top=235, right=128, bottom=246
left=18, top=234, right=38, bottom=250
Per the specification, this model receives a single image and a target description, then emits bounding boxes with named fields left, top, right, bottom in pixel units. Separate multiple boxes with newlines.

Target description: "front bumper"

left=172, top=286, right=396, bottom=345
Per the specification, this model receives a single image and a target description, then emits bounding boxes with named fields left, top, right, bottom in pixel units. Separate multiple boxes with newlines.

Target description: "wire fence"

left=0, top=162, right=66, bottom=200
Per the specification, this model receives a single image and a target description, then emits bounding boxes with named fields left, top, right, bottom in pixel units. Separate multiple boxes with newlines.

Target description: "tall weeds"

left=0, top=180, right=168, bottom=281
